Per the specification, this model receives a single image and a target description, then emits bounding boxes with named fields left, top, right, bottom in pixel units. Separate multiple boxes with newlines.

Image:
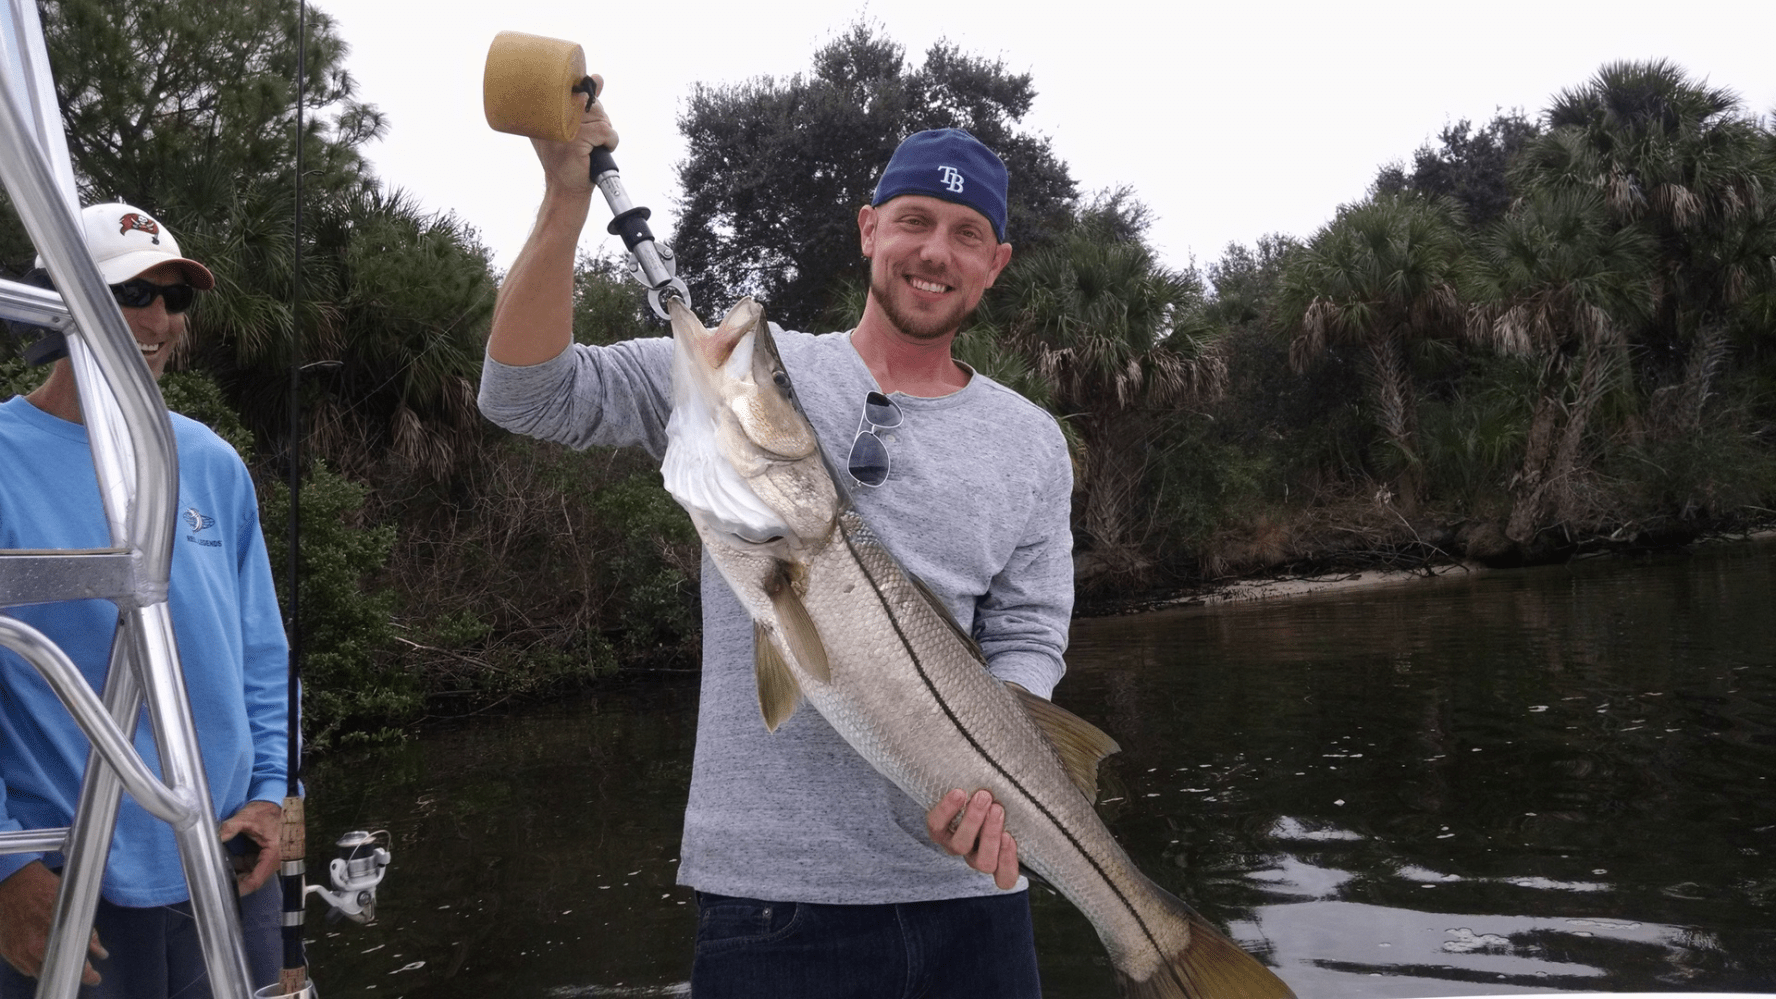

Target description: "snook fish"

left=659, top=297, right=1296, bottom=999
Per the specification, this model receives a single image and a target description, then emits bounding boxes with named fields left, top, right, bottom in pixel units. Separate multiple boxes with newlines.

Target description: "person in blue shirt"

left=0, top=203, right=289, bottom=998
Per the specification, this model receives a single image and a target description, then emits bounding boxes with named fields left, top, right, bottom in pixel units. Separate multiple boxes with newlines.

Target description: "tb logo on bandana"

left=938, top=166, right=965, bottom=193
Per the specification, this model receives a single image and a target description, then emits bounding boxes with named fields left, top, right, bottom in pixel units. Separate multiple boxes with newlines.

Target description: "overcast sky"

left=318, top=0, right=1774, bottom=285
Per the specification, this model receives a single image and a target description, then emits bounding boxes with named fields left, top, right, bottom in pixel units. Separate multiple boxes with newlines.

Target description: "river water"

left=303, top=539, right=1775, bottom=997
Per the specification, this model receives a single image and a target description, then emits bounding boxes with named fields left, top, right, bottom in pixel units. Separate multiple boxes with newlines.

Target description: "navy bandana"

left=871, top=128, right=1009, bottom=242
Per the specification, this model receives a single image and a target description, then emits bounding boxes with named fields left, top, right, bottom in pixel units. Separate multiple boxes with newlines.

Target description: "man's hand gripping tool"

left=483, top=30, right=690, bottom=320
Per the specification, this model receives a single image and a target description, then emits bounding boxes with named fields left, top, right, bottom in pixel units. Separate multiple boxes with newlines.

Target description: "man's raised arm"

left=486, top=75, right=616, bottom=367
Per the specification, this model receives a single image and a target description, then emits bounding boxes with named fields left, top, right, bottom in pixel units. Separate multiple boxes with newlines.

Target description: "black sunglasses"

left=846, top=391, right=903, bottom=487
left=110, top=278, right=196, bottom=314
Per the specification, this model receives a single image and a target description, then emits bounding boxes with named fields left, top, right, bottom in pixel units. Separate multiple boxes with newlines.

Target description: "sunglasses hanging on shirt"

left=846, top=391, right=903, bottom=487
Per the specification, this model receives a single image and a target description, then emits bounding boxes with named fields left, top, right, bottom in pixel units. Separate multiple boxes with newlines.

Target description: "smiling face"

left=25, top=244, right=205, bottom=426
left=858, top=195, right=1013, bottom=342
left=120, top=260, right=191, bottom=379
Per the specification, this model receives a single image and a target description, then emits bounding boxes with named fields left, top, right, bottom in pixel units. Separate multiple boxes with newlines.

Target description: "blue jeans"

left=0, top=879, right=281, bottom=999
left=690, top=891, right=1041, bottom=999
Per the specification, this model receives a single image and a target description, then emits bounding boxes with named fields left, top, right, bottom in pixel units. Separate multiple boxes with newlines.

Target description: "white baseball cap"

left=35, top=202, right=216, bottom=290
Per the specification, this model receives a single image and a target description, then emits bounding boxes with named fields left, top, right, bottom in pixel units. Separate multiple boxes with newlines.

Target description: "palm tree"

left=1275, top=193, right=1471, bottom=509
left=1476, top=188, right=1655, bottom=542
left=309, top=189, right=495, bottom=478
left=1511, top=59, right=1776, bottom=429
left=181, top=187, right=495, bottom=480
left=976, top=193, right=1225, bottom=587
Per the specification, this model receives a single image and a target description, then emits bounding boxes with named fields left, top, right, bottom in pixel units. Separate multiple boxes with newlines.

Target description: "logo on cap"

left=938, top=166, right=965, bottom=193
left=118, top=212, right=161, bottom=245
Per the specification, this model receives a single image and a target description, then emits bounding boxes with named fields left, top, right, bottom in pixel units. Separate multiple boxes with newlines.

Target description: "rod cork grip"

left=281, top=795, right=305, bottom=862
left=483, top=30, right=588, bottom=142
left=279, top=795, right=309, bottom=992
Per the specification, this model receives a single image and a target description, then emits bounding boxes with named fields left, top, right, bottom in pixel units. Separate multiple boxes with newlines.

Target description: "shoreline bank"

left=1096, top=527, right=1776, bottom=615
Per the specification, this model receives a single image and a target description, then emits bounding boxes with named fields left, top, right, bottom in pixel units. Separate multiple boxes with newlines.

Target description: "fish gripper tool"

left=483, top=30, right=691, bottom=321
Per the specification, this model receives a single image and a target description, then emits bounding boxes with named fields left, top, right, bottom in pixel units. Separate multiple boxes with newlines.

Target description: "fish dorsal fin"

left=906, top=571, right=986, bottom=664
left=766, top=564, right=831, bottom=684
left=1007, top=682, right=1121, bottom=802
left=754, top=622, right=801, bottom=732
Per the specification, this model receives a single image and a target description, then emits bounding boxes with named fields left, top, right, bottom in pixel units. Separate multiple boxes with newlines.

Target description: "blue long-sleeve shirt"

left=0, top=395, right=288, bottom=907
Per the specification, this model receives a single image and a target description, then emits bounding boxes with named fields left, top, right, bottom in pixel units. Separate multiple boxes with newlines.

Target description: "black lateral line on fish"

left=836, top=513, right=1171, bottom=966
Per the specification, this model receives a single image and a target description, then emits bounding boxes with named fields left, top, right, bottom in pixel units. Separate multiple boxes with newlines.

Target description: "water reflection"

left=1231, top=851, right=1703, bottom=996
left=304, top=541, right=1775, bottom=997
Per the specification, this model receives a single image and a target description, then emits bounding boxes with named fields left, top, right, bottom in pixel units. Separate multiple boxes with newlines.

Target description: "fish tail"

left=1114, top=882, right=1297, bottom=999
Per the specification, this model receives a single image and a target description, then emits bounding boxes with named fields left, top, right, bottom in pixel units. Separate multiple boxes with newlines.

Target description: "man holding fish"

left=481, top=67, right=1303, bottom=996
left=481, top=79, right=1073, bottom=996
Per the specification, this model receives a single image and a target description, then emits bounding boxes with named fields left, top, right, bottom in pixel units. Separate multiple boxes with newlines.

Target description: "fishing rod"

left=276, top=0, right=311, bottom=990
left=482, top=30, right=691, bottom=319
left=276, top=5, right=391, bottom=997
left=269, top=23, right=677, bottom=997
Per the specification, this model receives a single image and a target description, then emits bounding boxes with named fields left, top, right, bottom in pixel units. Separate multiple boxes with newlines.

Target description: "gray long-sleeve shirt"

left=479, top=327, right=1074, bottom=903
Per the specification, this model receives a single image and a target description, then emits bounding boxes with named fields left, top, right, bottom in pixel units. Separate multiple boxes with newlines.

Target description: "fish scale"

left=800, top=509, right=1191, bottom=981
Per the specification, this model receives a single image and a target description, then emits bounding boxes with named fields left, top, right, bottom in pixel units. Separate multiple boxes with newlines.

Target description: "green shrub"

left=1614, top=425, right=1776, bottom=523
left=0, top=355, right=47, bottom=399
left=380, top=434, right=698, bottom=705
left=161, top=369, right=256, bottom=459
left=1417, top=359, right=1534, bottom=510
left=430, top=608, right=493, bottom=647
left=583, top=466, right=700, bottom=656
left=261, top=460, right=413, bottom=748
left=1149, top=422, right=1280, bottom=547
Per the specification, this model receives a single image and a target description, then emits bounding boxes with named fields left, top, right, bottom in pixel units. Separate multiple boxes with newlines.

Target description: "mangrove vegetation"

left=3, top=3, right=1772, bottom=744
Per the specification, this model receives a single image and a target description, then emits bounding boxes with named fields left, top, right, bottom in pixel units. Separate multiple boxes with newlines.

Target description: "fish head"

left=664, top=297, right=841, bottom=552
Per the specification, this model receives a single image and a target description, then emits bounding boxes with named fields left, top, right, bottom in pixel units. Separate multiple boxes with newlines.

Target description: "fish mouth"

left=699, top=320, right=752, bottom=370
left=671, top=297, right=763, bottom=385
left=663, top=297, right=798, bottom=546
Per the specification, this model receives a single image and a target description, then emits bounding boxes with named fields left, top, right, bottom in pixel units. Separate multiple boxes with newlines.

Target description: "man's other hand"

left=218, top=800, right=282, bottom=896
left=927, top=789, right=1020, bottom=890
left=0, top=861, right=104, bottom=983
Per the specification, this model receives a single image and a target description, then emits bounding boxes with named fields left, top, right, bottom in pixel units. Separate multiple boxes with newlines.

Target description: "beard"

left=868, top=266, right=976, bottom=341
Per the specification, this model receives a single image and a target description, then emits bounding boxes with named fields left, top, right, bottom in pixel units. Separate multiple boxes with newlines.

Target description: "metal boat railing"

left=0, top=0, right=255, bottom=996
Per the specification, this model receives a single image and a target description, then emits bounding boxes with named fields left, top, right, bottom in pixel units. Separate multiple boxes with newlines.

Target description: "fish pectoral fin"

left=754, top=622, right=802, bottom=732
left=766, top=573, right=832, bottom=684
left=1008, top=682, right=1121, bottom=802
